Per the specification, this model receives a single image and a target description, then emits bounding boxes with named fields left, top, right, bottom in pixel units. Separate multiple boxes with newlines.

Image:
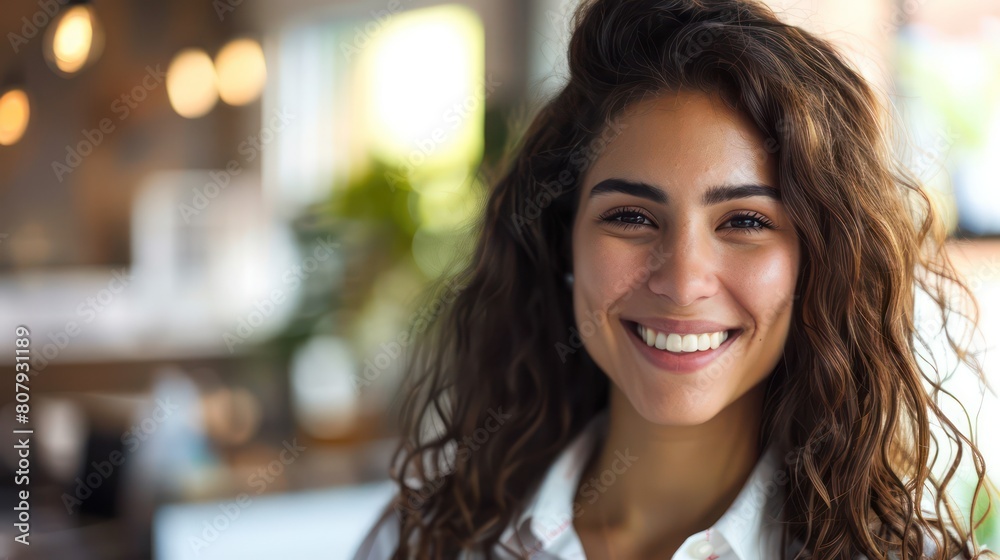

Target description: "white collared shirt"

left=491, top=410, right=791, bottom=560
left=352, top=409, right=796, bottom=560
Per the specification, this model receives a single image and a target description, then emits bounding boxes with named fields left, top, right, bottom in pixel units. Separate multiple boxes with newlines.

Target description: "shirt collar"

left=499, top=410, right=789, bottom=559
left=500, top=409, right=610, bottom=554
left=712, top=441, right=788, bottom=559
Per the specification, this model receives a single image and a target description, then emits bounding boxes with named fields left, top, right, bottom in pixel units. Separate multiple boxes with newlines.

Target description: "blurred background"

left=0, top=0, right=997, bottom=558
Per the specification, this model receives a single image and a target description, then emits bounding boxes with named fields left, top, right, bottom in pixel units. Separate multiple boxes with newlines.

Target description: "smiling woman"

left=571, top=92, right=799, bottom=431
left=352, top=0, right=998, bottom=559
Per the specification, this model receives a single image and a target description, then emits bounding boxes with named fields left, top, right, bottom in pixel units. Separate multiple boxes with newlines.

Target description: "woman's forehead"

left=581, top=92, right=776, bottom=197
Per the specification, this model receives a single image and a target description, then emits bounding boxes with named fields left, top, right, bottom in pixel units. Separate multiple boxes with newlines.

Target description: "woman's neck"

left=573, top=382, right=767, bottom=557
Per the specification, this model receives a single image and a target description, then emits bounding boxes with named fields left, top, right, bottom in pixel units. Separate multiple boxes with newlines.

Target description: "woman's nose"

left=645, top=223, right=720, bottom=307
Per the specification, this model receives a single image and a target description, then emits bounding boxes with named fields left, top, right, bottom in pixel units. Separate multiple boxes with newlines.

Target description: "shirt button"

left=686, top=540, right=715, bottom=558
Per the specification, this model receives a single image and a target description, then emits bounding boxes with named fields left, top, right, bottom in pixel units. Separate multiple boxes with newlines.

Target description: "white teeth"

left=635, top=323, right=731, bottom=353
left=681, top=334, right=699, bottom=352
left=698, top=333, right=711, bottom=351
left=666, top=333, right=682, bottom=352
left=655, top=331, right=667, bottom=350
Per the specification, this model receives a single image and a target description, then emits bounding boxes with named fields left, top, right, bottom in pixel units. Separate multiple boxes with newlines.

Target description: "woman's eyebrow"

left=587, top=178, right=781, bottom=205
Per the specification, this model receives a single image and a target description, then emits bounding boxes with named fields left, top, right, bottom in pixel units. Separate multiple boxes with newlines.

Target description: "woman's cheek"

left=739, top=245, right=798, bottom=324
left=589, top=240, right=644, bottom=300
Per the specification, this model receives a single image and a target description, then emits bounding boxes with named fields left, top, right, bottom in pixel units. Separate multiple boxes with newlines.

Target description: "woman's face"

left=570, top=90, right=800, bottom=426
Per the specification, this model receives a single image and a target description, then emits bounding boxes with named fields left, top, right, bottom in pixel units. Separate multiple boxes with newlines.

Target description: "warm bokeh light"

left=215, top=38, right=267, bottom=106
left=362, top=5, right=485, bottom=173
left=45, top=5, right=103, bottom=75
left=0, top=89, right=30, bottom=146
left=166, top=48, right=219, bottom=118
left=53, top=6, right=93, bottom=72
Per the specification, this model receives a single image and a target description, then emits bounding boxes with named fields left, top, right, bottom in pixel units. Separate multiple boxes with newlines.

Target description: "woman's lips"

left=621, top=319, right=742, bottom=374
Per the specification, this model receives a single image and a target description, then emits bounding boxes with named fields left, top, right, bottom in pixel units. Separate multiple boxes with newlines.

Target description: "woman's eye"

left=597, top=208, right=654, bottom=231
left=723, top=212, right=776, bottom=235
left=597, top=209, right=776, bottom=235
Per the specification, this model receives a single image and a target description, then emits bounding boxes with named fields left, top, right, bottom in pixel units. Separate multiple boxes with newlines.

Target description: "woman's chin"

left=624, top=388, right=726, bottom=427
